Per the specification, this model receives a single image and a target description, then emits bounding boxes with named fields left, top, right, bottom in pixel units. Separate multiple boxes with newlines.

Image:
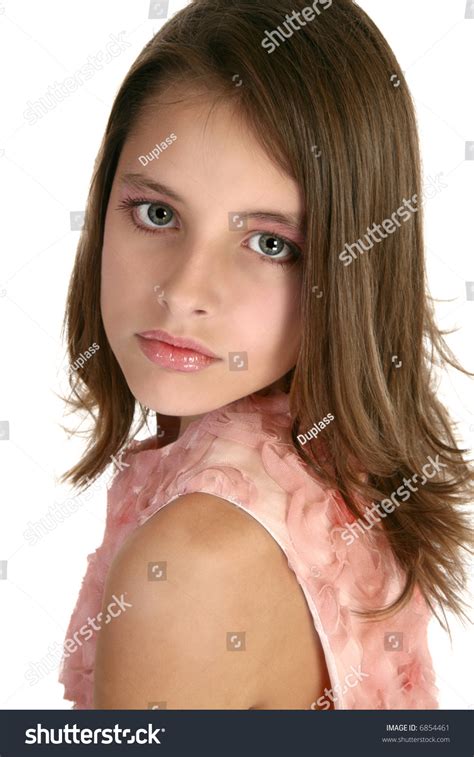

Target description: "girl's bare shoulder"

left=94, top=492, right=328, bottom=709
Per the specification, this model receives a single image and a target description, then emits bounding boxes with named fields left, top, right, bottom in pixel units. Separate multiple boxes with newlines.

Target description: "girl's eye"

left=116, top=198, right=178, bottom=233
left=136, top=202, right=177, bottom=229
left=116, top=197, right=302, bottom=268
left=246, top=232, right=301, bottom=267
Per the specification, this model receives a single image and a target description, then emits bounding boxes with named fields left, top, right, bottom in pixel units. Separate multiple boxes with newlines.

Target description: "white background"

left=0, top=0, right=472, bottom=709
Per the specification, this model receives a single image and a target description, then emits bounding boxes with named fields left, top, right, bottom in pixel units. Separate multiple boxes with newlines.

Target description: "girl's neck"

left=178, top=412, right=205, bottom=438
left=176, top=376, right=290, bottom=439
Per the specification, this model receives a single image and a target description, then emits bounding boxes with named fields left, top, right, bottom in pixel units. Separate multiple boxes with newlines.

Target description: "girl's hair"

left=60, top=0, right=474, bottom=630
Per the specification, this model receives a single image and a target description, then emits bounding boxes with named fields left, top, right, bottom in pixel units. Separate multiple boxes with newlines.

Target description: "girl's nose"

left=151, top=240, right=225, bottom=316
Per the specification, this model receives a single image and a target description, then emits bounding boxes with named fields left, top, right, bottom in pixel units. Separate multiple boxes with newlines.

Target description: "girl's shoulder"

left=60, top=389, right=439, bottom=709
left=95, top=489, right=328, bottom=709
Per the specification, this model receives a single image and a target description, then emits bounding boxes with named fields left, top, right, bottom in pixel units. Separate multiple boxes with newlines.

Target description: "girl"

left=58, top=0, right=473, bottom=710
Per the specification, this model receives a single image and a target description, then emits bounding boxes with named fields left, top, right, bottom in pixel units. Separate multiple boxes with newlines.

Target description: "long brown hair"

left=59, top=0, right=474, bottom=630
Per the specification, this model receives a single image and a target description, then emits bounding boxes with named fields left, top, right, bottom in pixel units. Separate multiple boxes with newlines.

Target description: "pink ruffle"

left=59, top=390, right=438, bottom=709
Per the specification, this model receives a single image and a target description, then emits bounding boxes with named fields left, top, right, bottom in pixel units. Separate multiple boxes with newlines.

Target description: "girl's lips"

left=136, top=335, right=221, bottom=372
left=137, top=328, right=219, bottom=358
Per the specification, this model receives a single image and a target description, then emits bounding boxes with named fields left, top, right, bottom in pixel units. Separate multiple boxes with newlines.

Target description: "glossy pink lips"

left=136, top=335, right=220, bottom=372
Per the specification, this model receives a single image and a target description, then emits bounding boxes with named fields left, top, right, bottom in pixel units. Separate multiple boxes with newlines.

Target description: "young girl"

left=58, top=0, right=473, bottom=710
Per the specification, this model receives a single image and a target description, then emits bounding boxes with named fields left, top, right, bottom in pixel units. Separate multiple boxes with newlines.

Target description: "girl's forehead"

left=119, top=98, right=303, bottom=213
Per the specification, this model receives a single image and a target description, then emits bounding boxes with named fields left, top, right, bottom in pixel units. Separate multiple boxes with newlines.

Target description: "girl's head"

left=101, top=82, right=304, bottom=419
left=61, top=0, right=473, bottom=626
left=64, top=0, right=415, bottom=459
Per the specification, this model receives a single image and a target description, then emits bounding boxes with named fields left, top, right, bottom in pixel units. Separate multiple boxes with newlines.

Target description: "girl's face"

left=101, top=87, right=304, bottom=418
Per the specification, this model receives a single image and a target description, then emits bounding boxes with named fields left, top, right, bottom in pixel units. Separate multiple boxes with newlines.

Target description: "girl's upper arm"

left=93, top=492, right=297, bottom=709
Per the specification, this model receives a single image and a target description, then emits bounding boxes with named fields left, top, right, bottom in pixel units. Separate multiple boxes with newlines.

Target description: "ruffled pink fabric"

left=58, top=389, right=439, bottom=709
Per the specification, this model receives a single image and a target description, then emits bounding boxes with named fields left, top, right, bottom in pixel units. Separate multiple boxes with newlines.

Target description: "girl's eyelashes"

left=115, top=196, right=303, bottom=268
left=116, top=196, right=178, bottom=234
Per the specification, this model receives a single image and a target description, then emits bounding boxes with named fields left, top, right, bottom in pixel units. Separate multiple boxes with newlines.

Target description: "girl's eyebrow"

left=120, top=172, right=184, bottom=202
left=119, top=171, right=305, bottom=235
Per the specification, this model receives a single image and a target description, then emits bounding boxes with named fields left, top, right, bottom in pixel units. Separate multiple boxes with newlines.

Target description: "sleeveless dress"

left=58, top=389, right=439, bottom=709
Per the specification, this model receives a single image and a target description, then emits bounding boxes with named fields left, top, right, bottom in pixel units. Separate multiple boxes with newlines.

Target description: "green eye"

left=247, top=231, right=299, bottom=266
left=116, top=195, right=303, bottom=268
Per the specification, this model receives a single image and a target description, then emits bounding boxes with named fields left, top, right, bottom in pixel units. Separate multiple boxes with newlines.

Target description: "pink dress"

left=58, top=389, right=439, bottom=709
